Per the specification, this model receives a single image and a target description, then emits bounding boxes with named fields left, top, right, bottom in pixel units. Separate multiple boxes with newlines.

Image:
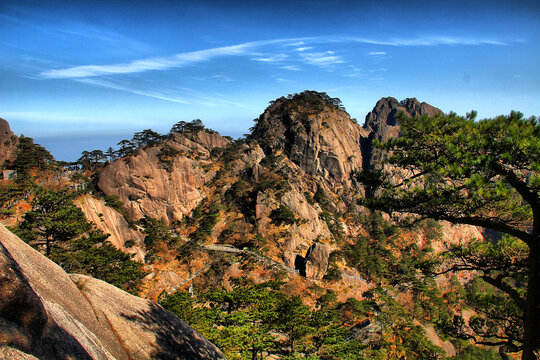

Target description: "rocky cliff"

left=0, top=224, right=225, bottom=359
left=0, top=91, right=491, bottom=358
left=98, top=131, right=229, bottom=225
left=76, top=195, right=146, bottom=262
left=0, top=118, right=18, bottom=168
left=94, top=92, right=470, bottom=292
left=251, top=92, right=369, bottom=187
left=361, top=97, right=443, bottom=169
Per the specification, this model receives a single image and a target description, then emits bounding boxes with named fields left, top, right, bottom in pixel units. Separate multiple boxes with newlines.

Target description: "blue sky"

left=1, top=0, right=539, bottom=161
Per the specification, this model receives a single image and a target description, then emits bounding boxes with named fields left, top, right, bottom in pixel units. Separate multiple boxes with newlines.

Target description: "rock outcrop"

left=361, top=97, right=443, bottom=169
left=93, top=92, right=480, bottom=297
left=0, top=118, right=17, bottom=168
left=363, top=97, right=442, bottom=142
left=71, top=274, right=225, bottom=360
left=251, top=93, right=368, bottom=186
left=0, top=224, right=224, bottom=359
left=293, top=243, right=331, bottom=280
left=98, top=131, right=229, bottom=225
left=76, top=195, right=146, bottom=262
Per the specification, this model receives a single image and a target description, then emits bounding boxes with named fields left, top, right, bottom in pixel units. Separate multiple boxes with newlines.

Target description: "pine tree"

left=357, top=110, right=539, bottom=359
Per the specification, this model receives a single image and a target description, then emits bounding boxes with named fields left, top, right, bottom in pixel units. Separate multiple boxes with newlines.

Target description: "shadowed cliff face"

left=361, top=97, right=443, bottom=169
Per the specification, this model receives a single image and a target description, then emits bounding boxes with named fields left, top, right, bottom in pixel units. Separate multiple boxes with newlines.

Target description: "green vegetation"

left=15, top=188, right=91, bottom=256
left=11, top=136, right=55, bottom=180
left=186, top=199, right=221, bottom=243
left=453, top=344, right=500, bottom=360
left=138, top=215, right=179, bottom=262
left=131, top=128, right=165, bottom=148
left=174, top=199, right=222, bottom=259
left=357, top=110, right=539, bottom=358
left=269, top=91, right=346, bottom=113
left=170, top=119, right=217, bottom=134
left=77, top=149, right=107, bottom=171
left=4, top=96, right=535, bottom=358
left=269, top=204, right=299, bottom=226
left=12, top=187, right=145, bottom=293
left=157, top=144, right=180, bottom=170
left=51, top=229, right=146, bottom=294
left=0, top=182, right=25, bottom=210
left=159, top=280, right=455, bottom=360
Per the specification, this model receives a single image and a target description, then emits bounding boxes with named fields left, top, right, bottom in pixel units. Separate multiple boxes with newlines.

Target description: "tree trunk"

left=523, top=238, right=540, bottom=360
left=45, top=237, right=51, bottom=257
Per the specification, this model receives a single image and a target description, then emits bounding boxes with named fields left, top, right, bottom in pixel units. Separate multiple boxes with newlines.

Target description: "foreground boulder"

left=0, top=224, right=224, bottom=359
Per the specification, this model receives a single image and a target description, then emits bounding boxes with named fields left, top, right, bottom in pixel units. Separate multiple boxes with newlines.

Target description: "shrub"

left=270, top=205, right=298, bottom=226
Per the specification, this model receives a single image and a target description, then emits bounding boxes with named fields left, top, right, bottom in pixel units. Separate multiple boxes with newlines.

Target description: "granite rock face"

left=76, top=195, right=146, bottom=262
left=251, top=95, right=368, bottom=186
left=98, top=131, right=229, bottom=225
left=0, top=236, right=49, bottom=356
left=362, top=97, right=443, bottom=169
left=0, top=118, right=18, bottom=168
left=0, top=224, right=225, bottom=360
left=71, top=274, right=225, bottom=360
left=303, top=243, right=331, bottom=280
left=0, top=224, right=123, bottom=359
left=364, top=97, right=442, bottom=143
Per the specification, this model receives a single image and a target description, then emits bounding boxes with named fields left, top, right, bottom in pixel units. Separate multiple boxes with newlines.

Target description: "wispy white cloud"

left=281, top=65, right=302, bottom=71
left=56, top=23, right=151, bottom=54
left=300, top=51, right=344, bottom=67
left=34, top=34, right=513, bottom=106
left=251, top=53, right=288, bottom=62
left=77, top=78, right=191, bottom=104
left=273, top=77, right=289, bottom=83
left=77, top=78, right=247, bottom=108
left=348, top=36, right=510, bottom=46
left=170, top=86, right=248, bottom=108
left=41, top=43, right=252, bottom=79
left=209, top=74, right=235, bottom=82
left=39, top=37, right=314, bottom=79
left=39, top=34, right=509, bottom=80
left=285, top=41, right=306, bottom=46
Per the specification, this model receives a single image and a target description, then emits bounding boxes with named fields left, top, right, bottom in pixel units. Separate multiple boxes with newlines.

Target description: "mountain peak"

left=364, top=96, right=442, bottom=140
left=250, top=91, right=367, bottom=184
left=360, top=96, right=443, bottom=170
